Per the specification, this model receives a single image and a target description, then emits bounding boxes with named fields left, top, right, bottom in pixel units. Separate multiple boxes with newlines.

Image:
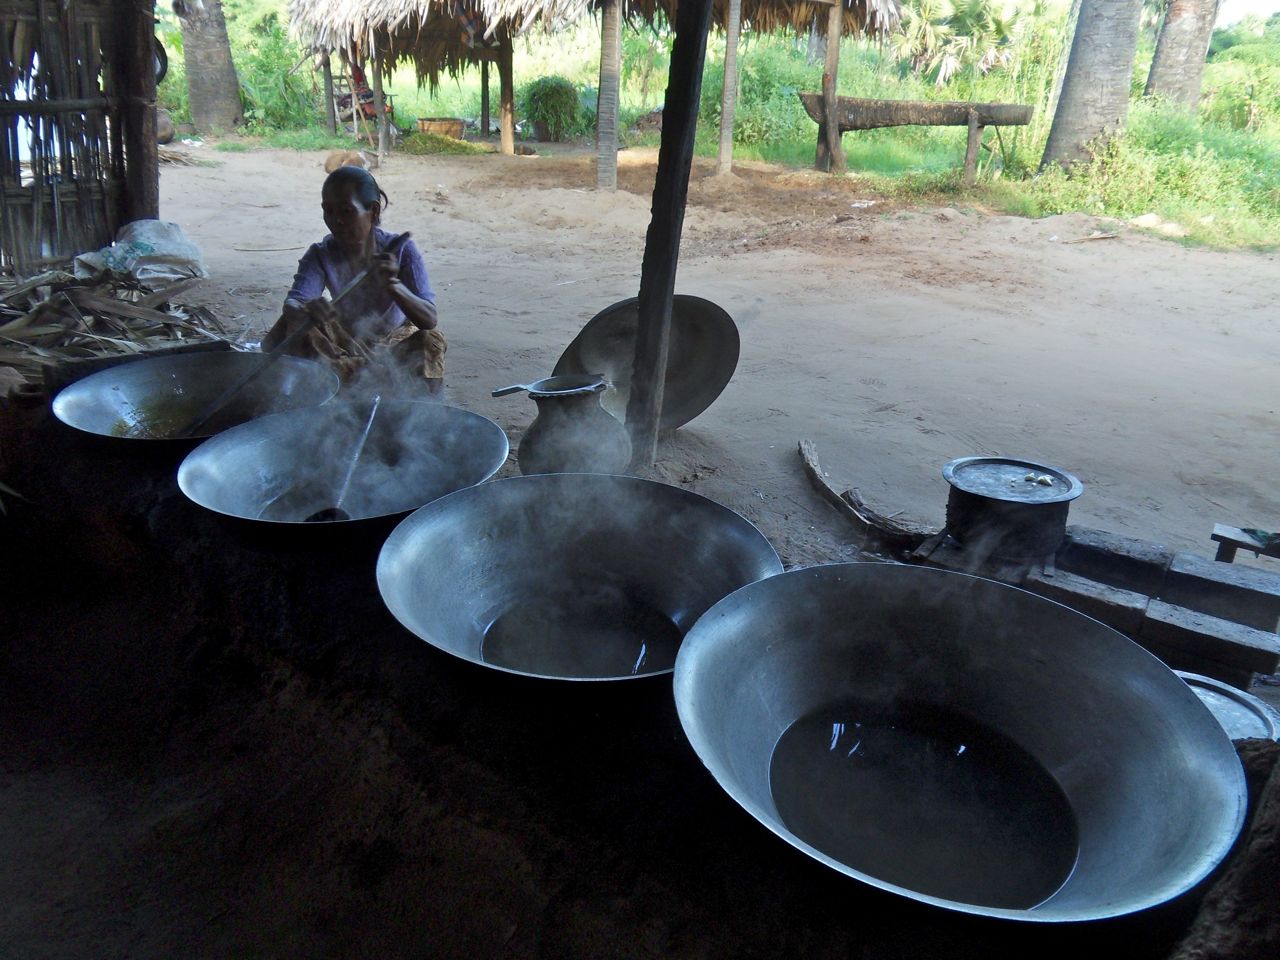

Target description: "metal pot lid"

left=942, top=457, right=1084, bottom=505
left=552, top=295, right=739, bottom=431
left=1177, top=671, right=1280, bottom=741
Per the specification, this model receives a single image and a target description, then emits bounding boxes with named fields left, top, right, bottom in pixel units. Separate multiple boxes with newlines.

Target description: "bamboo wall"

left=0, top=0, right=134, bottom=273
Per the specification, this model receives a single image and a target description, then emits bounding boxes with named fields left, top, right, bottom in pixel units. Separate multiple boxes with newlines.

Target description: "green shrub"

left=518, top=75, right=581, bottom=141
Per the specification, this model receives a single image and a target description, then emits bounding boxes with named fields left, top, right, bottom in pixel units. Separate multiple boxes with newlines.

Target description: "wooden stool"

left=1212, top=524, right=1280, bottom=563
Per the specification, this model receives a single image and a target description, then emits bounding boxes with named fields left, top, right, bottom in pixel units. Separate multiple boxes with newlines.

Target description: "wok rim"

left=376, top=473, right=784, bottom=682
left=176, top=400, right=510, bottom=526
left=50, top=351, right=340, bottom=442
left=673, top=562, right=1248, bottom=923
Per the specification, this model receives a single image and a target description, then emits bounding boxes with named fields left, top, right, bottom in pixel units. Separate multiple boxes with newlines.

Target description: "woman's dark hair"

left=322, top=166, right=390, bottom=219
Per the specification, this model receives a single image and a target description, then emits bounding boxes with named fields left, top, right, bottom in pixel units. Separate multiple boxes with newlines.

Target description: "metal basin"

left=552, top=295, right=739, bottom=431
left=178, top=400, right=508, bottom=524
left=52, top=351, right=339, bottom=440
left=674, top=563, right=1246, bottom=922
left=377, top=474, right=782, bottom=680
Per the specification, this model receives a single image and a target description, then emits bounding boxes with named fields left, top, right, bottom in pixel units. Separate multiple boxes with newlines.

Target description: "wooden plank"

left=1159, top=552, right=1280, bottom=633
left=624, top=0, right=714, bottom=470
left=799, top=93, right=1034, bottom=131
left=1140, top=600, right=1280, bottom=676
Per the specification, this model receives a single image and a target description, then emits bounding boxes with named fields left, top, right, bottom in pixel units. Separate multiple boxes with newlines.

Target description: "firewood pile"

left=0, top=271, right=229, bottom=398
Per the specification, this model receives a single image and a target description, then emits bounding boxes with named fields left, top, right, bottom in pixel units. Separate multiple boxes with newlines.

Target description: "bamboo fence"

left=1, top=0, right=125, bottom=274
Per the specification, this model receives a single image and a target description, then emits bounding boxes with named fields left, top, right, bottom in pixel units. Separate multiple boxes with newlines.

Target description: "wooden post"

left=369, top=44, right=389, bottom=162
left=820, top=0, right=845, bottom=174
left=963, top=108, right=983, bottom=185
left=481, top=59, right=490, bottom=138
left=717, top=0, right=742, bottom=175
left=498, top=27, right=515, bottom=156
left=114, top=0, right=158, bottom=222
left=624, top=0, right=715, bottom=471
left=321, top=49, right=337, bottom=137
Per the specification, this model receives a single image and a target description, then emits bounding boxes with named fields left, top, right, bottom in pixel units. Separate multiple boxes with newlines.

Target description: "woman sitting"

left=263, top=166, right=445, bottom=394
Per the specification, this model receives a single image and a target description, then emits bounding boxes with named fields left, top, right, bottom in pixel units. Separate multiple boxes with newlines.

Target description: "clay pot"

left=493, top=375, right=631, bottom=475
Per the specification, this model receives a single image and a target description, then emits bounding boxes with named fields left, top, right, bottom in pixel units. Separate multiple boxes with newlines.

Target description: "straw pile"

left=0, top=271, right=228, bottom=396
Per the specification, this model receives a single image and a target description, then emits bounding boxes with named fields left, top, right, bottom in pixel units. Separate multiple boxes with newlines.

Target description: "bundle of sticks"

left=0, top=271, right=230, bottom=396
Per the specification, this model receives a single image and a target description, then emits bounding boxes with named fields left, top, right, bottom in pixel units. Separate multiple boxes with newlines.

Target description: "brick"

left=1023, top=568, right=1149, bottom=636
left=1140, top=600, right=1280, bottom=675
left=1058, top=525, right=1174, bottom=595
left=1158, top=552, right=1280, bottom=633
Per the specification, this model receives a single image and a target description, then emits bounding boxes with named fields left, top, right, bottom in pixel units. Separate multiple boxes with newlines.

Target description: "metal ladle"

left=303, top=394, right=381, bottom=523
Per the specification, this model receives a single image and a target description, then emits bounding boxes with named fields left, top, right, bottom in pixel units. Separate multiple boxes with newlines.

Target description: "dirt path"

left=161, top=145, right=1279, bottom=565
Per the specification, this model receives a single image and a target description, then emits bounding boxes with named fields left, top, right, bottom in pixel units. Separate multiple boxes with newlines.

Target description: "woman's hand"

left=374, top=251, right=402, bottom=295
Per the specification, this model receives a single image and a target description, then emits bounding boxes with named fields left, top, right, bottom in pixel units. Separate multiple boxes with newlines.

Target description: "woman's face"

left=322, top=182, right=377, bottom=254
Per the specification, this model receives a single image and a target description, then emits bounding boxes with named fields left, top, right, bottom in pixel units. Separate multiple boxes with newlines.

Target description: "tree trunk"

left=597, top=0, right=621, bottom=190
left=498, top=29, right=515, bottom=156
left=1040, top=0, right=1144, bottom=169
left=321, top=51, right=337, bottom=136
left=818, top=0, right=846, bottom=173
left=717, top=0, right=742, bottom=175
left=176, top=0, right=242, bottom=134
left=369, top=46, right=389, bottom=162
left=1144, top=0, right=1220, bottom=110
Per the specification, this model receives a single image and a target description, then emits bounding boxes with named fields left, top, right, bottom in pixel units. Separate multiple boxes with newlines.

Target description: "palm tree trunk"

left=717, top=0, right=742, bottom=175
left=597, top=0, right=622, bottom=190
left=1144, top=0, right=1220, bottom=110
left=176, top=0, right=242, bottom=134
left=1040, top=0, right=1144, bottom=169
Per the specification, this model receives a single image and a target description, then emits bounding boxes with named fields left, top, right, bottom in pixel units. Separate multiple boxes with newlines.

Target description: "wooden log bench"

left=798, top=93, right=1034, bottom=184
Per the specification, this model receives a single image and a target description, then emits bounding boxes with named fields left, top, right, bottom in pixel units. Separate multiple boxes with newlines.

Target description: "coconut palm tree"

left=174, top=0, right=244, bottom=133
left=1040, top=0, right=1144, bottom=168
left=1144, top=0, right=1221, bottom=110
left=597, top=0, right=622, bottom=188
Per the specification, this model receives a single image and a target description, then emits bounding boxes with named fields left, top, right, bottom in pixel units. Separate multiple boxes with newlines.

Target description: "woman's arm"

left=375, top=238, right=438, bottom=331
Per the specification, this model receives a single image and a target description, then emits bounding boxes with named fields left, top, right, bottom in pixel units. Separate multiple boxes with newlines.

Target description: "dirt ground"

left=163, top=145, right=1279, bottom=568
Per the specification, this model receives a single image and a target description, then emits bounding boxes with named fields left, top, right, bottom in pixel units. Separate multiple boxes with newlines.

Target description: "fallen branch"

left=798, top=439, right=939, bottom=552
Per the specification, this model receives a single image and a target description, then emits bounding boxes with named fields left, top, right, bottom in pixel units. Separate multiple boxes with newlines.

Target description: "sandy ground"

left=161, top=145, right=1279, bottom=568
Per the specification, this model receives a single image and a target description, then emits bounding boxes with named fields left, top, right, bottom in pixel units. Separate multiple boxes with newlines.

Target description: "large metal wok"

left=552, top=295, right=739, bottom=431
left=674, top=563, right=1246, bottom=922
left=377, top=474, right=782, bottom=680
left=52, top=351, right=339, bottom=440
left=177, top=400, right=508, bottom=524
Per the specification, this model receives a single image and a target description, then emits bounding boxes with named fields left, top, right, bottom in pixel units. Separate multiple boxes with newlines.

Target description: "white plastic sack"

left=74, top=219, right=208, bottom=286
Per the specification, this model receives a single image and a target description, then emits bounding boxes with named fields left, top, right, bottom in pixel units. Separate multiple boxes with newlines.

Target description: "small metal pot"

left=942, top=457, right=1084, bottom=560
